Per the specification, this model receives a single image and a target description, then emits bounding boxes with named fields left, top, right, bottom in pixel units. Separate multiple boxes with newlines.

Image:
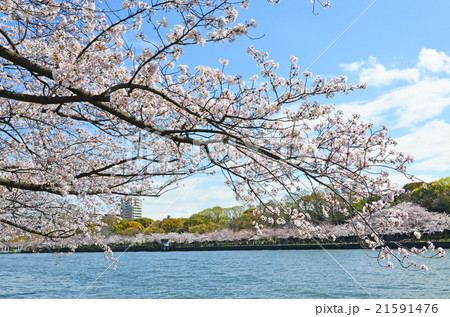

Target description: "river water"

left=0, top=249, right=448, bottom=298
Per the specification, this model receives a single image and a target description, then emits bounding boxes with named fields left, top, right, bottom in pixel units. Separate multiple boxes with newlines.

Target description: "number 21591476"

left=376, top=304, right=438, bottom=314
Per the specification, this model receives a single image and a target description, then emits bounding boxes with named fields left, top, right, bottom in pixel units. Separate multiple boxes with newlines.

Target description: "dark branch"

left=0, top=89, right=107, bottom=104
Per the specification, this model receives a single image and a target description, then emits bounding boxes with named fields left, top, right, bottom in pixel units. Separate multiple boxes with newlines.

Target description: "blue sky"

left=141, top=0, right=450, bottom=219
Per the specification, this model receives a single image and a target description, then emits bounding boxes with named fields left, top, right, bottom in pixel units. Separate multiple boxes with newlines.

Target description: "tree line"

left=102, top=176, right=450, bottom=237
left=394, top=177, right=450, bottom=214
left=102, top=206, right=256, bottom=237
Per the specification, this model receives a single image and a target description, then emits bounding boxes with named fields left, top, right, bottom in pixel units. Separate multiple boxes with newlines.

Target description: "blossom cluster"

left=0, top=0, right=439, bottom=270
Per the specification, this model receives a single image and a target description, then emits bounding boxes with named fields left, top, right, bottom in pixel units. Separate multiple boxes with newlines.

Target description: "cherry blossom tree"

left=0, top=0, right=438, bottom=269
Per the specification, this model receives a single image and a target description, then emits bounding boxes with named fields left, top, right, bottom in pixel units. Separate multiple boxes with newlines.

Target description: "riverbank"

left=13, top=241, right=450, bottom=254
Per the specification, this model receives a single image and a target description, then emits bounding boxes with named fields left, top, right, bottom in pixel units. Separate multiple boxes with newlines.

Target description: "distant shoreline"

left=12, top=241, right=450, bottom=254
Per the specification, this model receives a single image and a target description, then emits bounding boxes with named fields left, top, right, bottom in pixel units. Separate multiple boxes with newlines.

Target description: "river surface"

left=0, top=249, right=448, bottom=298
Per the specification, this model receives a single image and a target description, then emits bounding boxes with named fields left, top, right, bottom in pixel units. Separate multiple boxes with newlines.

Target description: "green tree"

left=410, top=177, right=450, bottom=214
left=224, top=206, right=246, bottom=231
left=188, top=222, right=222, bottom=234
left=404, top=181, right=425, bottom=193
left=121, top=227, right=143, bottom=236
left=102, top=214, right=120, bottom=226
left=112, top=220, right=145, bottom=234
left=144, top=224, right=165, bottom=234
left=284, top=191, right=347, bottom=225
left=161, top=218, right=185, bottom=233
left=228, top=208, right=257, bottom=231
left=393, top=181, right=425, bottom=204
left=182, top=206, right=230, bottom=232
left=100, top=214, right=120, bottom=235
left=198, top=206, right=229, bottom=224
left=183, top=213, right=207, bottom=229
left=134, top=217, right=154, bottom=228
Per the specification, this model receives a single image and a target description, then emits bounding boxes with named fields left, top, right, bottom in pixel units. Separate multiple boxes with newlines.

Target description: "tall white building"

left=120, top=197, right=142, bottom=220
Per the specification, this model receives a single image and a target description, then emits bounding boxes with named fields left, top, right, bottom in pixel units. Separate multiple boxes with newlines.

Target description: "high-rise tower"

left=120, top=197, right=143, bottom=220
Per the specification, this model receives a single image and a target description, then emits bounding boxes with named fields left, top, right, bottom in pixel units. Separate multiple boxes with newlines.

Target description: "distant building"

left=120, top=197, right=142, bottom=220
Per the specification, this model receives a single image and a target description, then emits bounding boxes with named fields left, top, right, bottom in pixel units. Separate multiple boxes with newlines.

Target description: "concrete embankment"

left=16, top=241, right=450, bottom=253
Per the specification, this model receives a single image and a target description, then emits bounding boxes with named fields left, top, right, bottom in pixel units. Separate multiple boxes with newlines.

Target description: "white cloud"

left=340, top=60, right=365, bottom=72
left=136, top=48, right=450, bottom=218
left=338, top=77, right=450, bottom=128
left=341, top=56, right=419, bottom=87
left=387, top=172, right=437, bottom=187
left=338, top=48, right=450, bottom=183
left=417, top=48, right=450, bottom=73
left=141, top=174, right=241, bottom=219
left=395, top=120, right=450, bottom=172
left=359, top=64, right=419, bottom=87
